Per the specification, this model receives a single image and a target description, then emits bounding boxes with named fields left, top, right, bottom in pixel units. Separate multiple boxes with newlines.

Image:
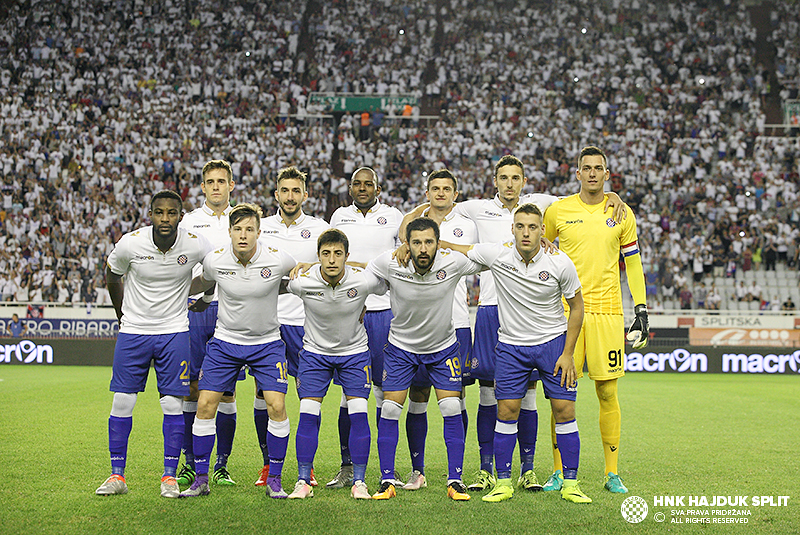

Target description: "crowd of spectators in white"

left=0, top=0, right=797, bottom=313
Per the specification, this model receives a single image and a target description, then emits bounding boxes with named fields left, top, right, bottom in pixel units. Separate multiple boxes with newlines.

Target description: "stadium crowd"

left=0, top=0, right=798, bottom=312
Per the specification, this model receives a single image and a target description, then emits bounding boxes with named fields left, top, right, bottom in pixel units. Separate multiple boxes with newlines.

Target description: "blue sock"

left=442, top=414, right=465, bottom=481
left=193, top=432, right=215, bottom=475
left=518, top=408, right=538, bottom=473
left=494, top=419, right=518, bottom=480
left=555, top=419, right=581, bottom=480
left=267, top=419, right=290, bottom=478
left=338, top=405, right=352, bottom=465
left=182, top=408, right=196, bottom=467
left=108, top=415, right=132, bottom=476
left=348, top=411, right=370, bottom=482
left=296, top=412, right=320, bottom=481
left=254, top=406, right=269, bottom=465
left=377, top=416, right=399, bottom=481
left=477, top=404, right=497, bottom=472
left=215, top=410, right=236, bottom=470
left=405, top=408, right=427, bottom=473
left=162, top=414, right=183, bottom=477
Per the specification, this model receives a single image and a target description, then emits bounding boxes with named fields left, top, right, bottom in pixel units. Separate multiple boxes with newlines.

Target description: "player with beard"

left=367, top=218, right=482, bottom=501
left=256, top=166, right=329, bottom=487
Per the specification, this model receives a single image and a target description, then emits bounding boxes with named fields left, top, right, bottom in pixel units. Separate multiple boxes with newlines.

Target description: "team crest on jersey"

left=198, top=369, right=204, bottom=381
left=301, top=229, right=312, bottom=239
left=606, top=218, right=616, bottom=228
left=177, top=255, right=188, bottom=265
left=436, top=269, right=447, bottom=280
left=382, top=369, right=388, bottom=382
left=538, top=271, right=550, bottom=281
left=377, top=217, right=387, bottom=225
left=261, top=267, right=272, bottom=278
left=347, top=288, right=358, bottom=298
left=453, top=228, right=463, bottom=237
left=470, top=357, right=479, bottom=370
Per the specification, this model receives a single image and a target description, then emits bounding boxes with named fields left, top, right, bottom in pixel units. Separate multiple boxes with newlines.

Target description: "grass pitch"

left=0, top=366, right=797, bottom=535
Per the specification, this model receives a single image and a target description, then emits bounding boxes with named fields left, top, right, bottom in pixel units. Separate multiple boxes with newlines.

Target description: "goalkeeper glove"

left=626, top=304, right=649, bottom=349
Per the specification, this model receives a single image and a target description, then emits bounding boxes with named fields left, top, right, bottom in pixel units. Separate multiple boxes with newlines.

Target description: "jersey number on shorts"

left=275, top=362, right=288, bottom=381
left=607, top=350, right=623, bottom=369
left=363, top=365, right=372, bottom=384
left=180, top=360, right=190, bottom=380
left=445, top=356, right=462, bottom=378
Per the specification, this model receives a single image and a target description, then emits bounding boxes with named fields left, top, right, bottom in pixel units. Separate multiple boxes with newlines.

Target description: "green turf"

left=0, top=367, right=797, bottom=534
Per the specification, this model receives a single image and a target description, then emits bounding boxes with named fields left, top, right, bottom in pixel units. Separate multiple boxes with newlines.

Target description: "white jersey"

left=179, top=203, right=232, bottom=300
left=106, top=226, right=212, bottom=335
left=468, top=242, right=581, bottom=346
left=330, top=200, right=403, bottom=311
left=260, top=212, right=330, bottom=326
left=425, top=208, right=477, bottom=329
left=453, top=193, right=557, bottom=306
left=367, top=249, right=482, bottom=354
left=287, top=265, right=387, bottom=356
left=202, top=240, right=296, bottom=345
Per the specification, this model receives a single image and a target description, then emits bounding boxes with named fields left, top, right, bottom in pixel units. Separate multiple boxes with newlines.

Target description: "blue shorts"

left=364, top=309, right=392, bottom=387
left=188, top=302, right=218, bottom=380
left=297, top=349, right=371, bottom=399
left=280, top=324, right=304, bottom=377
left=110, top=332, right=190, bottom=397
left=383, top=342, right=462, bottom=393
left=200, top=338, right=289, bottom=395
left=472, top=305, right=540, bottom=383
left=494, top=335, right=576, bottom=401
left=413, top=328, right=472, bottom=388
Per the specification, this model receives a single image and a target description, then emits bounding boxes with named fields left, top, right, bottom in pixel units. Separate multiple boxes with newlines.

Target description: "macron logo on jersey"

left=305, top=291, right=324, bottom=297
left=565, top=219, right=584, bottom=225
left=193, top=224, right=212, bottom=228
left=262, top=230, right=279, bottom=235
left=394, top=273, right=414, bottom=281
left=217, top=270, right=237, bottom=276
left=338, top=218, right=358, bottom=223
left=499, top=261, right=520, bottom=274
left=484, top=211, right=502, bottom=217
left=135, top=255, right=155, bottom=261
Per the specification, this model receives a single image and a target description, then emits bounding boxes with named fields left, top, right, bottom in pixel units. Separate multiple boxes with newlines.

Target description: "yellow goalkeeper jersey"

left=543, top=193, right=640, bottom=315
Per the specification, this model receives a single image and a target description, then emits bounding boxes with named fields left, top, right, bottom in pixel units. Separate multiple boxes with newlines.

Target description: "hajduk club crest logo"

left=436, top=270, right=447, bottom=280
left=538, top=271, right=550, bottom=281
left=177, top=255, right=188, bottom=265
left=261, top=267, right=272, bottom=278
left=347, top=288, right=358, bottom=298
left=606, top=218, right=616, bottom=228
left=620, top=496, right=648, bottom=523
left=301, top=229, right=311, bottom=239
left=377, top=217, right=387, bottom=225
left=453, top=228, right=464, bottom=238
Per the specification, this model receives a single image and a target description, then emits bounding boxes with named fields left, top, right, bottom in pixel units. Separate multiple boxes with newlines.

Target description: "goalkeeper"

left=542, top=146, right=649, bottom=495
